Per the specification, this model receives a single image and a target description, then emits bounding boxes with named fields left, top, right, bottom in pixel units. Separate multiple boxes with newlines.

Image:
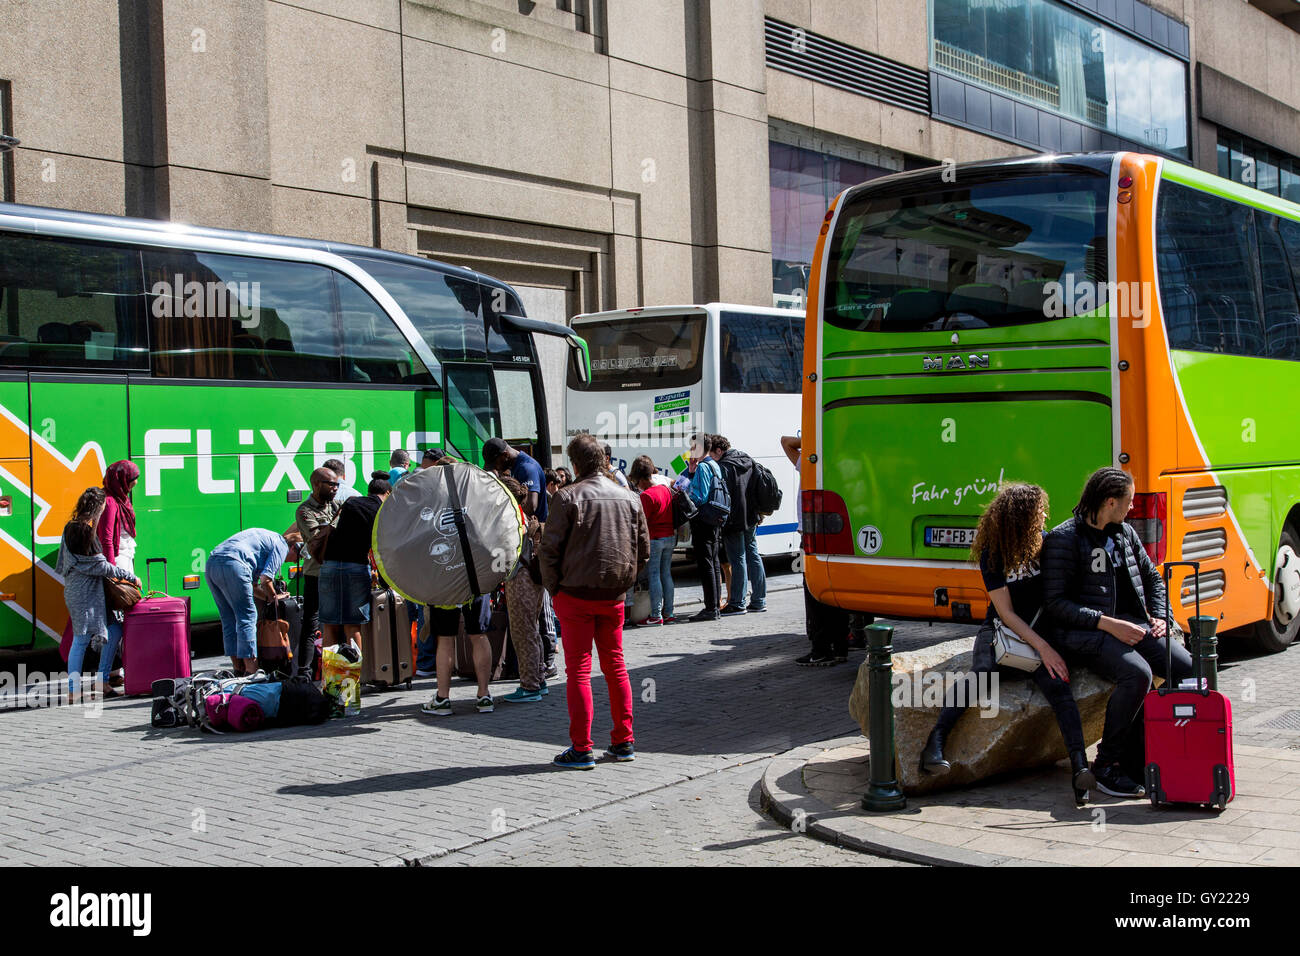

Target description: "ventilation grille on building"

left=764, top=19, right=930, bottom=115
left=1181, top=569, right=1225, bottom=605
left=1181, top=528, right=1227, bottom=562
left=1183, top=485, right=1228, bottom=519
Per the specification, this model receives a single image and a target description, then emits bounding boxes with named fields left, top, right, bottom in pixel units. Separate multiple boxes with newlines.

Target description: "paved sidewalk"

left=0, top=569, right=871, bottom=866
left=762, top=637, right=1300, bottom=867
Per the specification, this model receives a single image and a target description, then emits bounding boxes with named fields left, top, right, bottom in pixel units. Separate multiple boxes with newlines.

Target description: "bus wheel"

left=1251, top=527, right=1300, bottom=654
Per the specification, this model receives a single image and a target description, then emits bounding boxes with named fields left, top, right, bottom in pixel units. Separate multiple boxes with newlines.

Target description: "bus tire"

left=1249, top=526, right=1300, bottom=654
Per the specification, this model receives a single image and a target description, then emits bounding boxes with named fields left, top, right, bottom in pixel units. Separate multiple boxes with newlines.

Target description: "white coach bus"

left=564, top=303, right=802, bottom=556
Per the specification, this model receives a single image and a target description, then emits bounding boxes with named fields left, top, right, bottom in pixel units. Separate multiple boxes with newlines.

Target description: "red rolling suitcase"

left=1143, top=561, right=1234, bottom=809
left=122, top=558, right=192, bottom=697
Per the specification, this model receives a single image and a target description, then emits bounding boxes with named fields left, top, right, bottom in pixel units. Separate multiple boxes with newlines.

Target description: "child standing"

left=59, top=488, right=139, bottom=701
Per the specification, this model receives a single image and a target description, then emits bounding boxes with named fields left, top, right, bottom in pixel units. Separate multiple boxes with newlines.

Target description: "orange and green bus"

left=800, top=152, right=1300, bottom=653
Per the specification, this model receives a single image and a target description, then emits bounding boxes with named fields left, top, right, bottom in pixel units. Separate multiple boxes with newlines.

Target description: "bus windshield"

left=570, top=312, right=706, bottom=390
left=825, top=170, right=1109, bottom=332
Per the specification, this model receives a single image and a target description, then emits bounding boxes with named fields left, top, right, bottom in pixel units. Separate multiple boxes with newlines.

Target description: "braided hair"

left=1072, top=467, right=1134, bottom=525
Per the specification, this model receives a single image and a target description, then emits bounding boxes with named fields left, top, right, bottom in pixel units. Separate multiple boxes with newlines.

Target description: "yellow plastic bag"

left=321, top=644, right=362, bottom=717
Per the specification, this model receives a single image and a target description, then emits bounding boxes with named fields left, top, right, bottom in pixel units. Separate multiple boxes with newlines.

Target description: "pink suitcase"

left=123, top=559, right=191, bottom=696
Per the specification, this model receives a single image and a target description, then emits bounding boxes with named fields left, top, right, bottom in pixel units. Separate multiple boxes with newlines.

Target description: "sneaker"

left=543, top=663, right=559, bottom=680
left=795, top=652, right=838, bottom=667
left=662, top=616, right=677, bottom=625
left=553, top=747, right=596, bottom=770
left=635, top=616, right=664, bottom=627
left=500, top=687, right=543, bottom=703
left=415, top=669, right=436, bottom=678
left=746, top=603, right=767, bottom=613
left=834, top=650, right=849, bottom=663
left=687, top=609, right=721, bottom=623
left=421, top=695, right=452, bottom=716
left=604, top=742, right=636, bottom=762
left=476, top=695, right=495, bottom=713
left=720, top=604, right=747, bottom=616
left=1094, top=763, right=1145, bottom=798
left=539, top=680, right=550, bottom=696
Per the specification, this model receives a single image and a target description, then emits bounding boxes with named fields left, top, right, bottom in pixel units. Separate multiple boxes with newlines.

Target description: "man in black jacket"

left=1041, top=467, right=1194, bottom=798
left=711, top=435, right=767, bottom=615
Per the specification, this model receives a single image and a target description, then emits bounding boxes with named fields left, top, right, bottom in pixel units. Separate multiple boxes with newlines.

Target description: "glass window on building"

left=769, top=141, right=895, bottom=309
left=1217, top=130, right=1300, bottom=203
left=931, top=0, right=1189, bottom=158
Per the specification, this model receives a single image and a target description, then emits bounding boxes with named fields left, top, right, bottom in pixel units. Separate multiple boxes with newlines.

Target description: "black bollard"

left=1189, top=614, right=1219, bottom=691
left=858, top=617, right=906, bottom=812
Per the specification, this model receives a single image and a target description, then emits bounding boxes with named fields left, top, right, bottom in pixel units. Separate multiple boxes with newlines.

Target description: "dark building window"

left=931, top=0, right=1188, bottom=157
left=769, top=140, right=896, bottom=309
left=0, top=81, right=14, bottom=203
left=1217, top=130, right=1300, bottom=203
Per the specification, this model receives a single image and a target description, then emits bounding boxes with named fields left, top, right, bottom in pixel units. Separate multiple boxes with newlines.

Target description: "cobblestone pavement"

left=0, top=567, right=883, bottom=866
left=425, top=758, right=916, bottom=866
left=2, top=558, right=1294, bottom=866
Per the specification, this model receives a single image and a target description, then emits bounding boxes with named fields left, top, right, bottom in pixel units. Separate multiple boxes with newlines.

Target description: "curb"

left=759, top=734, right=1053, bottom=867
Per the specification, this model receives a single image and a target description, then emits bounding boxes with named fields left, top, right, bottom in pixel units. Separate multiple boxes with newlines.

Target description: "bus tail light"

left=801, top=489, right=854, bottom=555
left=1128, top=492, right=1167, bottom=565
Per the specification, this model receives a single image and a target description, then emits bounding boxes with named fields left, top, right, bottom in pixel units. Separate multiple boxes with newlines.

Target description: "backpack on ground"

left=696, top=460, right=731, bottom=527
left=749, top=462, right=783, bottom=517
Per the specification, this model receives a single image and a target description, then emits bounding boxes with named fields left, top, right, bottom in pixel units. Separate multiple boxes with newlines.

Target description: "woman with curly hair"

left=918, top=483, right=1094, bottom=805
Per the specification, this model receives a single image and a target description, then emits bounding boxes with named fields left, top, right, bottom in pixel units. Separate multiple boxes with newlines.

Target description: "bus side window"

left=719, top=311, right=802, bottom=394
left=1156, top=184, right=1265, bottom=359
left=144, top=250, right=340, bottom=382
left=1256, top=213, right=1300, bottom=361
left=335, top=274, right=434, bottom=386
left=0, top=232, right=147, bottom=370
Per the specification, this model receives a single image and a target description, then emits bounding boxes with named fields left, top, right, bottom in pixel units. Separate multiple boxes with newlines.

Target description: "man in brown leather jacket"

left=540, top=433, right=650, bottom=769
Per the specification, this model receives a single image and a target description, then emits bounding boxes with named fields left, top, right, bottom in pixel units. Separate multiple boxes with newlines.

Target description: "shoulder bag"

left=992, top=609, right=1044, bottom=672
left=104, top=575, right=143, bottom=613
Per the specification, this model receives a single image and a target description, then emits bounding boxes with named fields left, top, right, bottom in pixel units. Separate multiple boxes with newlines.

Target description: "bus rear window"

left=571, top=313, right=706, bottom=389
left=825, top=171, right=1109, bottom=332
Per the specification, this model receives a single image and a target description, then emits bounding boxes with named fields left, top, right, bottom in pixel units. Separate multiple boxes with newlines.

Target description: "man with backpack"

left=684, top=432, right=729, bottom=622
left=711, top=435, right=773, bottom=615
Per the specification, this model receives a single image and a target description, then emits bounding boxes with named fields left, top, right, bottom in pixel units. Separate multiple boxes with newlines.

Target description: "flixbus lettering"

left=142, top=428, right=442, bottom=496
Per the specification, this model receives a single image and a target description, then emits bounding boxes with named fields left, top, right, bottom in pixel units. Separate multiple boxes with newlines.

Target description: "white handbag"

left=991, top=609, right=1043, bottom=672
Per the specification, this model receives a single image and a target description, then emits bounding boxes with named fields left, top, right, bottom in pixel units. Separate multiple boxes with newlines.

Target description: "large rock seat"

left=847, top=637, right=1114, bottom=796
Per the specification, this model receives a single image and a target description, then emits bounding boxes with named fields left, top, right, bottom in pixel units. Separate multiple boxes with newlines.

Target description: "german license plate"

left=926, top=526, right=976, bottom=548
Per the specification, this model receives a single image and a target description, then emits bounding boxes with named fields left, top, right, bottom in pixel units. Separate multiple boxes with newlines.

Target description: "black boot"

left=1070, top=750, right=1095, bottom=806
left=919, top=726, right=951, bottom=773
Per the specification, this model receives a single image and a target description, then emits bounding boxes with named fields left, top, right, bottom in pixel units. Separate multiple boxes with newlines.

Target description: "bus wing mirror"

left=568, top=335, right=591, bottom=386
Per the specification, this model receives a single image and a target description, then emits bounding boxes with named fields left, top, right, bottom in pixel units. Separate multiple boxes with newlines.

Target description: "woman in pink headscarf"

left=98, top=460, right=141, bottom=574
left=95, top=461, right=140, bottom=689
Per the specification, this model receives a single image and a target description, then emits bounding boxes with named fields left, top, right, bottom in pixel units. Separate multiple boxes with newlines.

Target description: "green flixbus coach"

left=0, top=202, right=589, bottom=652
left=801, top=152, right=1300, bottom=653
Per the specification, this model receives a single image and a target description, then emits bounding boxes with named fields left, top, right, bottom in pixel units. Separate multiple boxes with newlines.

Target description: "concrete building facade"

left=4, top=0, right=1300, bottom=441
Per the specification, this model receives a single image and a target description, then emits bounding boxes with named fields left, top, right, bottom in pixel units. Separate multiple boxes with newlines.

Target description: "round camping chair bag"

left=372, top=461, right=523, bottom=608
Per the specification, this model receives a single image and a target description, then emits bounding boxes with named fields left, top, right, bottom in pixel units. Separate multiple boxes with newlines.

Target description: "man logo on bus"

left=922, top=354, right=989, bottom=371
